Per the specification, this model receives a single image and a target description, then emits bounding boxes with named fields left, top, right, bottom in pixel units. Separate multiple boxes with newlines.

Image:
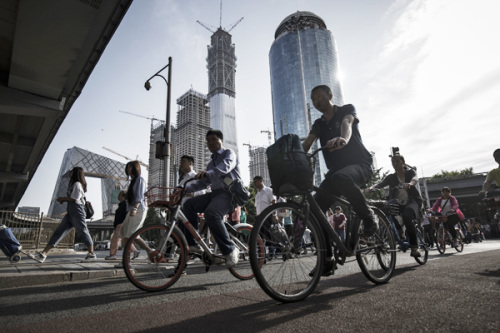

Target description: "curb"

left=0, top=269, right=126, bottom=289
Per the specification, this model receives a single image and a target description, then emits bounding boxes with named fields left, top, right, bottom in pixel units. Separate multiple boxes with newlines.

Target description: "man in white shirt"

left=178, top=155, right=205, bottom=206
left=254, top=176, right=275, bottom=215
left=254, top=176, right=276, bottom=260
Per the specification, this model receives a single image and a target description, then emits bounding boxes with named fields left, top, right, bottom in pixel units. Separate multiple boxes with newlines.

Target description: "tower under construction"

left=198, top=15, right=243, bottom=158
left=172, top=89, right=211, bottom=182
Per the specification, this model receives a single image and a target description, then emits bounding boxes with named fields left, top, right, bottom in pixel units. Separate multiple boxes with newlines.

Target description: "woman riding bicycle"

left=366, top=155, right=422, bottom=258
left=430, top=186, right=461, bottom=248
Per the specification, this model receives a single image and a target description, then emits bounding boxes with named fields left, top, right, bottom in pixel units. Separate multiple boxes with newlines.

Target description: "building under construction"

left=198, top=16, right=242, bottom=160
left=149, top=89, right=211, bottom=187
left=246, top=146, right=271, bottom=187
left=172, top=89, right=211, bottom=182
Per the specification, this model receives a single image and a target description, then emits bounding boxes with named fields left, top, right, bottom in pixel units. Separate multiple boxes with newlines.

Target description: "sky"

left=18, top=0, right=500, bottom=219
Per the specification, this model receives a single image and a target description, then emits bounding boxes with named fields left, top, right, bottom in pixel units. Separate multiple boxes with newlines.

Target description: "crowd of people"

left=31, top=84, right=499, bottom=271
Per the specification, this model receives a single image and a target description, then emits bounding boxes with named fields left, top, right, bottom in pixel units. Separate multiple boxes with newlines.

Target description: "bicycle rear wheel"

left=123, top=224, right=188, bottom=292
left=229, top=224, right=263, bottom=280
left=414, top=226, right=428, bottom=265
left=435, top=228, right=446, bottom=254
left=249, top=202, right=325, bottom=303
left=355, top=209, right=396, bottom=284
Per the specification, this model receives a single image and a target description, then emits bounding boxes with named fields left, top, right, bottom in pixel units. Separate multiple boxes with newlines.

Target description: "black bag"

left=228, top=178, right=251, bottom=206
left=266, top=134, right=314, bottom=196
left=84, top=197, right=94, bottom=219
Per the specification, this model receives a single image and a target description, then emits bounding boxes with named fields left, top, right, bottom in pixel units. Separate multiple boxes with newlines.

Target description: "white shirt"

left=179, top=170, right=205, bottom=205
left=69, top=182, right=85, bottom=205
left=255, top=185, right=275, bottom=215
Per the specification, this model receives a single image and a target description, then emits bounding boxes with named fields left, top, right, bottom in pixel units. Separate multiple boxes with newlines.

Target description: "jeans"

left=182, top=190, right=235, bottom=256
left=49, top=202, right=93, bottom=247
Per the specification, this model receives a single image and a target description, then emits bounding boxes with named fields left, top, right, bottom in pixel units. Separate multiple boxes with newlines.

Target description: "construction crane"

left=260, top=130, right=272, bottom=146
left=102, top=147, right=149, bottom=170
left=197, top=0, right=243, bottom=33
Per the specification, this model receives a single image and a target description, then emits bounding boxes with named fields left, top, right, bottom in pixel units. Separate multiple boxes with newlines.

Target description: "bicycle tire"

left=435, top=228, right=446, bottom=254
left=355, top=208, right=396, bottom=284
left=414, top=226, right=428, bottom=265
left=249, top=202, right=325, bottom=303
left=229, top=224, right=263, bottom=280
left=123, top=224, right=188, bottom=292
left=454, top=234, right=464, bottom=253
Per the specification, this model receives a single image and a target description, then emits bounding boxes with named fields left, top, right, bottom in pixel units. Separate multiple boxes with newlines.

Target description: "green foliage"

left=242, top=182, right=257, bottom=224
left=363, top=167, right=390, bottom=201
left=428, top=167, right=474, bottom=181
left=144, top=207, right=161, bottom=226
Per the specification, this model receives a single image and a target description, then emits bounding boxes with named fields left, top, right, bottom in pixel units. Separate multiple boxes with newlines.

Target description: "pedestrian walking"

left=31, top=167, right=96, bottom=263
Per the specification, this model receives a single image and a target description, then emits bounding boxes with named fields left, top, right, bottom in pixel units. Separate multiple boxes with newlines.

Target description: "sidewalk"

left=0, top=249, right=126, bottom=289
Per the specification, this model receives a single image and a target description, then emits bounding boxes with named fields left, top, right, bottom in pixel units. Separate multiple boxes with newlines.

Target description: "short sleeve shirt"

left=310, top=104, right=372, bottom=173
left=68, top=182, right=85, bottom=205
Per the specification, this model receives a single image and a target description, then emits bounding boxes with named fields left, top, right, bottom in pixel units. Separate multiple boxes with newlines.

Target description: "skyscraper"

left=246, top=146, right=271, bottom=186
left=269, top=11, right=344, bottom=184
left=172, top=89, right=211, bottom=184
left=206, top=27, right=239, bottom=157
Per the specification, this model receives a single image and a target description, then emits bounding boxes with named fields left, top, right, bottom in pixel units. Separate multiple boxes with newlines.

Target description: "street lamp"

left=144, top=57, right=172, bottom=188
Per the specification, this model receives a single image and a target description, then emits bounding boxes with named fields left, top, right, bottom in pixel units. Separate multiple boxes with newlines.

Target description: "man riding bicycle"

left=302, top=84, right=378, bottom=276
left=366, top=155, right=423, bottom=258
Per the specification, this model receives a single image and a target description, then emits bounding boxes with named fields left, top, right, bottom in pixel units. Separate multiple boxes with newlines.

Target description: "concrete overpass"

left=0, top=0, right=133, bottom=210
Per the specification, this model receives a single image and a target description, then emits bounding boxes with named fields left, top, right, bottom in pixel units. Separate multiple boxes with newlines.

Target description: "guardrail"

left=0, top=210, right=74, bottom=250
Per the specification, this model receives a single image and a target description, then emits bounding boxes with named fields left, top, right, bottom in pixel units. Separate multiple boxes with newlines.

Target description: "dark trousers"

left=182, top=190, right=234, bottom=255
left=314, top=164, right=373, bottom=258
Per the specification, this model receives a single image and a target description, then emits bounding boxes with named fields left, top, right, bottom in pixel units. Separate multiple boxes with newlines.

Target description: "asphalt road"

left=1, top=241, right=499, bottom=333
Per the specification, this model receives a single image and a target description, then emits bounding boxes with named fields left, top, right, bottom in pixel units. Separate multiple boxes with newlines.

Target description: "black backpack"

left=266, top=134, right=314, bottom=197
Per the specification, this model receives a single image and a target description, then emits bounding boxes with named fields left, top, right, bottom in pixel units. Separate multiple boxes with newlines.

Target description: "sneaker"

left=225, top=247, right=240, bottom=268
left=361, top=212, right=379, bottom=237
left=132, top=250, right=141, bottom=259
left=452, top=239, right=459, bottom=248
left=114, top=263, right=123, bottom=268
left=410, top=247, right=421, bottom=258
left=188, top=245, right=203, bottom=255
left=105, top=255, right=117, bottom=260
left=30, top=252, right=46, bottom=263
left=81, top=253, right=97, bottom=262
left=309, top=260, right=335, bottom=277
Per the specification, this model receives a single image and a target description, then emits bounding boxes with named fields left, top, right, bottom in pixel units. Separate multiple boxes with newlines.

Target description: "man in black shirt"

left=302, top=84, right=378, bottom=276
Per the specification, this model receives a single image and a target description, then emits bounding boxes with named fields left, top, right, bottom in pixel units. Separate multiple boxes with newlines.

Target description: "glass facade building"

left=269, top=11, right=344, bottom=184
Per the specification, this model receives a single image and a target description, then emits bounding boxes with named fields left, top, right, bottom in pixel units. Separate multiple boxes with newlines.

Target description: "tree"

left=144, top=207, right=161, bottom=227
left=428, top=167, right=474, bottom=182
left=243, top=182, right=257, bottom=224
left=363, top=167, right=390, bottom=201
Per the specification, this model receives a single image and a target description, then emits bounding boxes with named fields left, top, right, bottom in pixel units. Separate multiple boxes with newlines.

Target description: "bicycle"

left=430, top=214, right=464, bottom=254
left=122, top=181, right=264, bottom=291
left=249, top=147, right=396, bottom=303
left=367, top=190, right=428, bottom=265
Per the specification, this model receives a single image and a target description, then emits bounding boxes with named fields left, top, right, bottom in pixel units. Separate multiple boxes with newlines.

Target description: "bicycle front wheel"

left=355, top=208, right=396, bottom=284
left=435, top=228, right=446, bottom=254
left=414, top=226, right=429, bottom=265
left=249, top=202, right=325, bottom=303
left=229, top=224, right=263, bottom=280
left=454, top=233, right=464, bottom=252
left=123, top=224, right=188, bottom=292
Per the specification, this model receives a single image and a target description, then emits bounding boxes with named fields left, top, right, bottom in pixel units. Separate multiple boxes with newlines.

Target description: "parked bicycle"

left=122, top=181, right=263, bottom=292
left=249, top=147, right=396, bottom=303
left=430, top=214, right=464, bottom=254
left=367, top=189, right=428, bottom=265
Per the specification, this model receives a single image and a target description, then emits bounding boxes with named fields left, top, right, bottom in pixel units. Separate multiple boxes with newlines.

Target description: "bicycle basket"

left=146, top=187, right=182, bottom=207
left=266, top=134, right=314, bottom=197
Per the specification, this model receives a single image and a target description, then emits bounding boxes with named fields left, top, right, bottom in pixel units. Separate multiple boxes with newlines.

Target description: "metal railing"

left=0, top=210, right=74, bottom=250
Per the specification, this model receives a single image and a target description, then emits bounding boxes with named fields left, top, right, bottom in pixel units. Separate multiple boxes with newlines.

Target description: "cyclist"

left=430, top=187, right=461, bottom=248
left=302, top=84, right=377, bottom=276
left=183, top=130, right=241, bottom=268
left=366, top=155, right=422, bottom=258
left=480, top=148, right=500, bottom=217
